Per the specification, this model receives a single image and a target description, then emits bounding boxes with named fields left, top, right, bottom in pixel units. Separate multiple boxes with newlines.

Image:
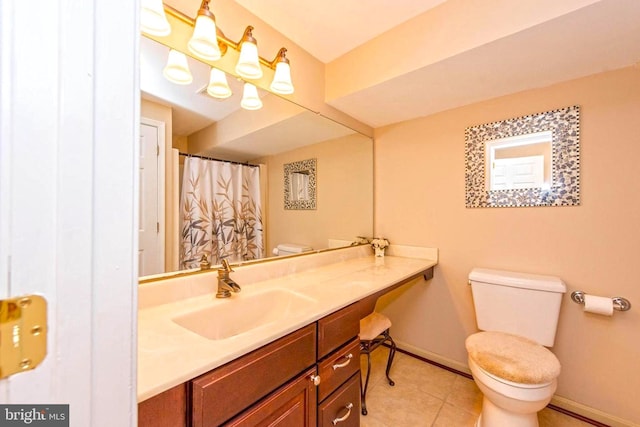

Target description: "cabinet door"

left=318, top=374, right=360, bottom=427
left=224, top=367, right=318, bottom=427
left=138, top=383, right=187, bottom=427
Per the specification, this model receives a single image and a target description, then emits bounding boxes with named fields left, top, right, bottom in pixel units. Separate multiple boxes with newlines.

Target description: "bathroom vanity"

left=137, top=245, right=437, bottom=426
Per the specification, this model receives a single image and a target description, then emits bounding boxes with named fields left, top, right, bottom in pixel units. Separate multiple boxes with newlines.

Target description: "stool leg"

left=384, top=330, right=396, bottom=387
left=360, top=344, right=371, bottom=416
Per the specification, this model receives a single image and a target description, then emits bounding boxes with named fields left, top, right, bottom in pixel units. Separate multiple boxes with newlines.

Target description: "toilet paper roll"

left=583, top=295, right=614, bottom=316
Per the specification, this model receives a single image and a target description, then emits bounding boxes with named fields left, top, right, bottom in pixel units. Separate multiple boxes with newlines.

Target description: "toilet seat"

left=465, top=331, right=561, bottom=385
left=468, top=357, right=557, bottom=404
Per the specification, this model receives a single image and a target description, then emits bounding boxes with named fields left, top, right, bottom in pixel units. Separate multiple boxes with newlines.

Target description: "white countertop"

left=137, top=245, right=437, bottom=402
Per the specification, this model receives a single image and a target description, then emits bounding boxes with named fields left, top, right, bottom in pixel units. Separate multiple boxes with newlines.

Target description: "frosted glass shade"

left=141, top=0, right=171, bottom=36
left=188, top=15, right=221, bottom=61
left=207, top=68, right=232, bottom=99
left=163, top=50, right=193, bottom=85
left=240, top=83, right=262, bottom=110
left=235, top=42, right=262, bottom=79
left=270, top=61, right=294, bottom=95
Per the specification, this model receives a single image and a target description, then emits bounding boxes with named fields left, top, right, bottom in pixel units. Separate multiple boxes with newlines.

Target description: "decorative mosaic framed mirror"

left=465, top=105, right=580, bottom=208
left=284, top=158, right=317, bottom=210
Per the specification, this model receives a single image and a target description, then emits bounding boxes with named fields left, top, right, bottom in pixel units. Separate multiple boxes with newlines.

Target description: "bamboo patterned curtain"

left=180, top=157, right=263, bottom=268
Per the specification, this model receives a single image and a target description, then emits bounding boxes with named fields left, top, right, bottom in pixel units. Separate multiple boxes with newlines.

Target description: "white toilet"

left=272, top=243, right=313, bottom=256
left=466, top=268, right=566, bottom=427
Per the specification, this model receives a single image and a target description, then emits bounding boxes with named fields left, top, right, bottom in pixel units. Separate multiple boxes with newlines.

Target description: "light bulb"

left=188, top=12, right=221, bottom=61
left=235, top=27, right=262, bottom=79
left=163, top=50, right=192, bottom=85
left=270, top=61, right=294, bottom=95
left=207, top=68, right=232, bottom=99
left=240, top=83, right=262, bottom=110
left=141, top=0, right=171, bottom=36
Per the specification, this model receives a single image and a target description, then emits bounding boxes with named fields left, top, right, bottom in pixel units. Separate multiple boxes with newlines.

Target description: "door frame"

left=140, top=117, right=166, bottom=275
left=0, top=0, right=138, bottom=425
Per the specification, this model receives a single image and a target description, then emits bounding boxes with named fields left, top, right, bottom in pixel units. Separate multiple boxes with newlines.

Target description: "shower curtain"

left=180, top=157, right=264, bottom=269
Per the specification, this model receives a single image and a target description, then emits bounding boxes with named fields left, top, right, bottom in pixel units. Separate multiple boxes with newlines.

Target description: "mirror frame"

left=465, top=105, right=581, bottom=208
left=284, top=158, right=317, bottom=210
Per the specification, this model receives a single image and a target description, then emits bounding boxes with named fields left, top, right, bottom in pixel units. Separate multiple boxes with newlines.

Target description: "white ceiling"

left=144, top=0, right=640, bottom=156
left=141, top=38, right=355, bottom=160
left=233, top=0, right=448, bottom=63
left=233, top=0, right=640, bottom=128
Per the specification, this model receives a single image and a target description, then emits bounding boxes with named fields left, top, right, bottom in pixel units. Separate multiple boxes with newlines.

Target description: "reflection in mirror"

left=465, top=105, right=580, bottom=208
left=486, top=131, right=552, bottom=191
left=139, top=36, right=373, bottom=279
left=284, top=158, right=316, bottom=209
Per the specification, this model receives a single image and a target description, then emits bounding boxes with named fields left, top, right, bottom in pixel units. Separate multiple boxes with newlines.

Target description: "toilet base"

left=476, top=396, right=539, bottom=427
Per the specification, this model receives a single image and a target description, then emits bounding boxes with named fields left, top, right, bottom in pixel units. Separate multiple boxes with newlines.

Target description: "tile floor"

left=359, top=347, right=595, bottom=427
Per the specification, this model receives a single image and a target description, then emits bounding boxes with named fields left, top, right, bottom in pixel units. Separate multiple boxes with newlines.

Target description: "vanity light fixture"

left=240, top=82, right=263, bottom=110
left=143, top=2, right=295, bottom=95
left=163, top=49, right=193, bottom=85
left=207, top=67, right=232, bottom=99
left=141, top=0, right=171, bottom=36
left=269, top=48, right=294, bottom=95
left=187, top=0, right=221, bottom=61
left=235, top=26, right=263, bottom=80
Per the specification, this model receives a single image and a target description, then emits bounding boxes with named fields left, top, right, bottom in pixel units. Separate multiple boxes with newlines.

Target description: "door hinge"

left=157, top=222, right=160, bottom=233
left=0, top=295, right=47, bottom=379
left=157, top=145, right=160, bottom=156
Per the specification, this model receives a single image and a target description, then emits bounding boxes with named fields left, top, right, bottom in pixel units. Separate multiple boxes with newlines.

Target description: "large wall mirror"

left=139, top=36, right=373, bottom=280
left=465, top=105, right=580, bottom=208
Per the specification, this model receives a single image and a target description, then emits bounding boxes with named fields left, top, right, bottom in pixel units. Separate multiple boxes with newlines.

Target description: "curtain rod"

left=178, top=152, right=259, bottom=168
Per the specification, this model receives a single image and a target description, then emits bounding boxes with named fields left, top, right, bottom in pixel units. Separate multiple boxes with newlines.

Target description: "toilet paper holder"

left=571, top=291, right=631, bottom=311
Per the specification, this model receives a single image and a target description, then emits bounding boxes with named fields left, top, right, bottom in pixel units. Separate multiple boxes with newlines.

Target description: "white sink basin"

left=172, top=288, right=317, bottom=340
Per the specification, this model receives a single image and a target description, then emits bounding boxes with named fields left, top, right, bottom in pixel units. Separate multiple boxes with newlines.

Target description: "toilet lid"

left=465, top=331, right=561, bottom=385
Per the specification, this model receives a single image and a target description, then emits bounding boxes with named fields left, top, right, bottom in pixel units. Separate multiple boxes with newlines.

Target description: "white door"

left=139, top=119, right=166, bottom=276
left=491, top=155, right=545, bottom=190
left=0, top=1, right=137, bottom=426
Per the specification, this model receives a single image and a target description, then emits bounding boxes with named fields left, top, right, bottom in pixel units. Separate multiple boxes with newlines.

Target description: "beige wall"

left=262, top=134, right=373, bottom=255
left=374, top=66, right=640, bottom=424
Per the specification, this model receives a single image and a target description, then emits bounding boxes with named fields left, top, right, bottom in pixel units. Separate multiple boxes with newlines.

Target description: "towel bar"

left=570, top=291, right=631, bottom=311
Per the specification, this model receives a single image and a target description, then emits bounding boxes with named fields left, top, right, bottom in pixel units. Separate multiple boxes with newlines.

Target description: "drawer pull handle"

left=310, top=374, right=321, bottom=386
left=332, top=353, right=353, bottom=370
left=332, top=403, right=353, bottom=425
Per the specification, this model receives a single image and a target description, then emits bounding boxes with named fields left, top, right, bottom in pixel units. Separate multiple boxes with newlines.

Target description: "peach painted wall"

left=261, top=133, right=373, bottom=255
left=374, top=67, right=640, bottom=424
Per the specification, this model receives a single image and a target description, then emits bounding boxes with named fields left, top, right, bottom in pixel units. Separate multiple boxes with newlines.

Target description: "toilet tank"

left=272, top=243, right=313, bottom=256
left=469, top=268, right=566, bottom=347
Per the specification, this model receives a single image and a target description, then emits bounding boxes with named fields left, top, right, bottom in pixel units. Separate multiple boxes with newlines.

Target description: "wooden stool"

left=359, top=311, right=396, bottom=416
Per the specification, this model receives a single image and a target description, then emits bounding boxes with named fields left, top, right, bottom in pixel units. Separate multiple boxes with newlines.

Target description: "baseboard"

left=394, top=339, right=638, bottom=427
left=394, top=339, right=472, bottom=376
left=549, top=396, right=639, bottom=427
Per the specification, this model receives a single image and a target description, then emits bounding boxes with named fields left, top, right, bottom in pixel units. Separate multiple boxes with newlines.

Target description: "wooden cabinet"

left=138, top=383, right=187, bottom=427
left=316, top=303, right=362, bottom=426
left=317, top=302, right=362, bottom=359
left=191, top=324, right=317, bottom=427
left=318, top=374, right=360, bottom=427
left=224, top=367, right=317, bottom=427
left=139, top=303, right=365, bottom=427
left=317, top=338, right=359, bottom=402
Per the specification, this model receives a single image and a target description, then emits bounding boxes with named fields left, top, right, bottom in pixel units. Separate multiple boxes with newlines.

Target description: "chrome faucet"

left=216, top=259, right=241, bottom=298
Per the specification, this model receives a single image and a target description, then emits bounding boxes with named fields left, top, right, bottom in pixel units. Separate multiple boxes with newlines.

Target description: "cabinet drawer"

left=318, top=338, right=360, bottom=402
left=191, top=324, right=316, bottom=427
left=317, top=302, right=361, bottom=359
left=223, top=367, right=318, bottom=427
left=318, top=374, right=361, bottom=427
